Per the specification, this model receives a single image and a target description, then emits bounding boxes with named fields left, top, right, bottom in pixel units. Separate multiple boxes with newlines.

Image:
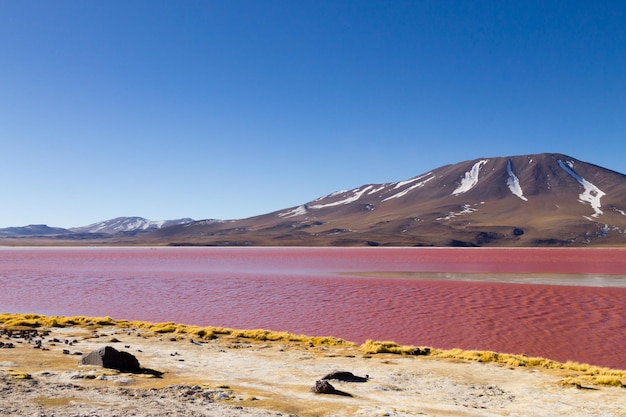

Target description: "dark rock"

left=449, top=240, right=479, bottom=247
left=321, top=371, right=368, bottom=382
left=80, top=346, right=141, bottom=372
left=311, top=379, right=336, bottom=394
left=534, top=238, right=570, bottom=246
left=310, top=380, right=353, bottom=396
left=410, top=347, right=431, bottom=356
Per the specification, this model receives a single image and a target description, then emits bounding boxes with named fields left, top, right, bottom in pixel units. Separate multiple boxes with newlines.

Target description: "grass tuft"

left=0, top=313, right=115, bottom=329
left=8, top=370, right=32, bottom=380
left=359, top=339, right=418, bottom=355
left=356, top=339, right=626, bottom=388
left=591, top=376, right=624, bottom=387
left=0, top=312, right=353, bottom=347
left=229, top=328, right=353, bottom=346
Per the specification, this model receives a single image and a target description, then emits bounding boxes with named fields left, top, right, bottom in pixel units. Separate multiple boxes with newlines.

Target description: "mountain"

left=0, top=217, right=194, bottom=238
left=69, top=217, right=195, bottom=235
left=2, top=153, right=624, bottom=246
left=147, top=153, right=626, bottom=247
left=0, top=224, right=73, bottom=237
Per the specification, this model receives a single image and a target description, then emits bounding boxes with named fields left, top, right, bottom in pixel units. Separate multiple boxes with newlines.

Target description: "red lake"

left=0, top=247, right=624, bottom=369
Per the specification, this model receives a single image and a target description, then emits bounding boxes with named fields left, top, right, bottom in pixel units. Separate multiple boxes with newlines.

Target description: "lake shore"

left=1, top=314, right=625, bottom=417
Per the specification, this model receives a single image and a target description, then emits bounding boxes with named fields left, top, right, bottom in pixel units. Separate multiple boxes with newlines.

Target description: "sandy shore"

left=1, top=320, right=624, bottom=417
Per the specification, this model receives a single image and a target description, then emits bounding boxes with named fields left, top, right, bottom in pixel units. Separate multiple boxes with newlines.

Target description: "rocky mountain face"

left=149, top=153, right=626, bottom=246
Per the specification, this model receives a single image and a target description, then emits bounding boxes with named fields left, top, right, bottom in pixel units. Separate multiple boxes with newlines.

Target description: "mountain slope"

left=149, top=153, right=626, bottom=246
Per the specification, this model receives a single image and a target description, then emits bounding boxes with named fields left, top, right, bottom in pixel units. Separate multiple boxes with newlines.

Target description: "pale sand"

left=1, top=325, right=624, bottom=417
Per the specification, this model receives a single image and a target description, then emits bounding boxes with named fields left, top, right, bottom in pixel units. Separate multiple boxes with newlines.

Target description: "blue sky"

left=1, top=1, right=625, bottom=228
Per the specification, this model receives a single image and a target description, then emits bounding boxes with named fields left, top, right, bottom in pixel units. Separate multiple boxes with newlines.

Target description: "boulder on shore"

left=80, top=346, right=141, bottom=372
left=310, top=379, right=336, bottom=394
left=321, top=371, right=368, bottom=382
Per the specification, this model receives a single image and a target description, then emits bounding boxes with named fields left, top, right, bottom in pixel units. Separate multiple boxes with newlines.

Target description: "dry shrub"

left=0, top=313, right=352, bottom=347
left=433, top=349, right=561, bottom=369
left=0, top=313, right=114, bottom=328
left=591, top=375, right=624, bottom=387
left=358, top=341, right=626, bottom=387
left=359, top=340, right=417, bottom=355
left=230, top=328, right=353, bottom=346
left=145, top=322, right=184, bottom=334
left=310, top=335, right=353, bottom=346
left=559, top=377, right=583, bottom=388
left=8, top=370, right=32, bottom=380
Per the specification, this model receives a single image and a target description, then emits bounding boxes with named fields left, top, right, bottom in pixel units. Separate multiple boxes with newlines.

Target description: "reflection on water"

left=0, top=247, right=624, bottom=369
left=350, top=271, right=626, bottom=287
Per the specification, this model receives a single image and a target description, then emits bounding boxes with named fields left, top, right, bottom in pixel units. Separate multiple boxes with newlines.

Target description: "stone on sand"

left=80, top=346, right=140, bottom=372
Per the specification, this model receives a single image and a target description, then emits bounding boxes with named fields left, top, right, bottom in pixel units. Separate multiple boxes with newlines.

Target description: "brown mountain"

left=147, top=153, right=626, bottom=247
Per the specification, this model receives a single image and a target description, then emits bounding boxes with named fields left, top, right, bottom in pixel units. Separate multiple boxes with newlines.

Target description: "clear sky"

left=1, top=1, right=625, bottom=228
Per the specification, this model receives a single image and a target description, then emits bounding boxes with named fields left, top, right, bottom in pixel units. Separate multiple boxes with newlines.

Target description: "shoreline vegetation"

left=2, top=313, right=624, bottom=387
left=2, top=312, right=625, bottom=416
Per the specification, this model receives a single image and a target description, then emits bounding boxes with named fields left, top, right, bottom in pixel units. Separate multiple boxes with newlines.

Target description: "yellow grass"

left=0, top=313, right=353, bottom=347
left=7, top=370, right=32, bottom=380
left=2, top=313, right=624, bottom=387
left=358, top=343, right=626, bottom=387
left=0, top=313, right=116, bottom=328
left=359, top=339, right=420, bottom=355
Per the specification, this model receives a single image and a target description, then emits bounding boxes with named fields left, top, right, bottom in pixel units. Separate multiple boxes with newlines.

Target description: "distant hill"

left=0, top=224, right=73, bottom=237
left=146, top=153, right=626, bottom=246
left=69, top=217, right=194, bottom=234
left=0, top=217, right=193, bottom=238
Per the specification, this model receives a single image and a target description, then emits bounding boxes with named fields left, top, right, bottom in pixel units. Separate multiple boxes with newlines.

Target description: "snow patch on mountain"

left=383, top=174, right=435, bottom=201
left=310, top=186, right=373, bottom=209
left=278, top=205, right=308, bottom=218
left=71, top=217, right=194, bottom=234
left=506, top=160, right=528, bottom=201
left=436, top=204, right=478, bottom=220
left=453, top=160, right=489, bottom=195
left=91, top=218, right=152, bottom=232
left=367, top=185, right=387, bottom=195
left=558, top=160, right=605, bottom=218
left=313, top=190, right=347, bottom=201
left=186, top=219, right=222, bottom=227
left=392, top=172, right=433, bottom=190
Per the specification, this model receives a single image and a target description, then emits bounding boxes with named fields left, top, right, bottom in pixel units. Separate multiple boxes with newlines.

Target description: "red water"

left=0, top=247, right=624, bottom=369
